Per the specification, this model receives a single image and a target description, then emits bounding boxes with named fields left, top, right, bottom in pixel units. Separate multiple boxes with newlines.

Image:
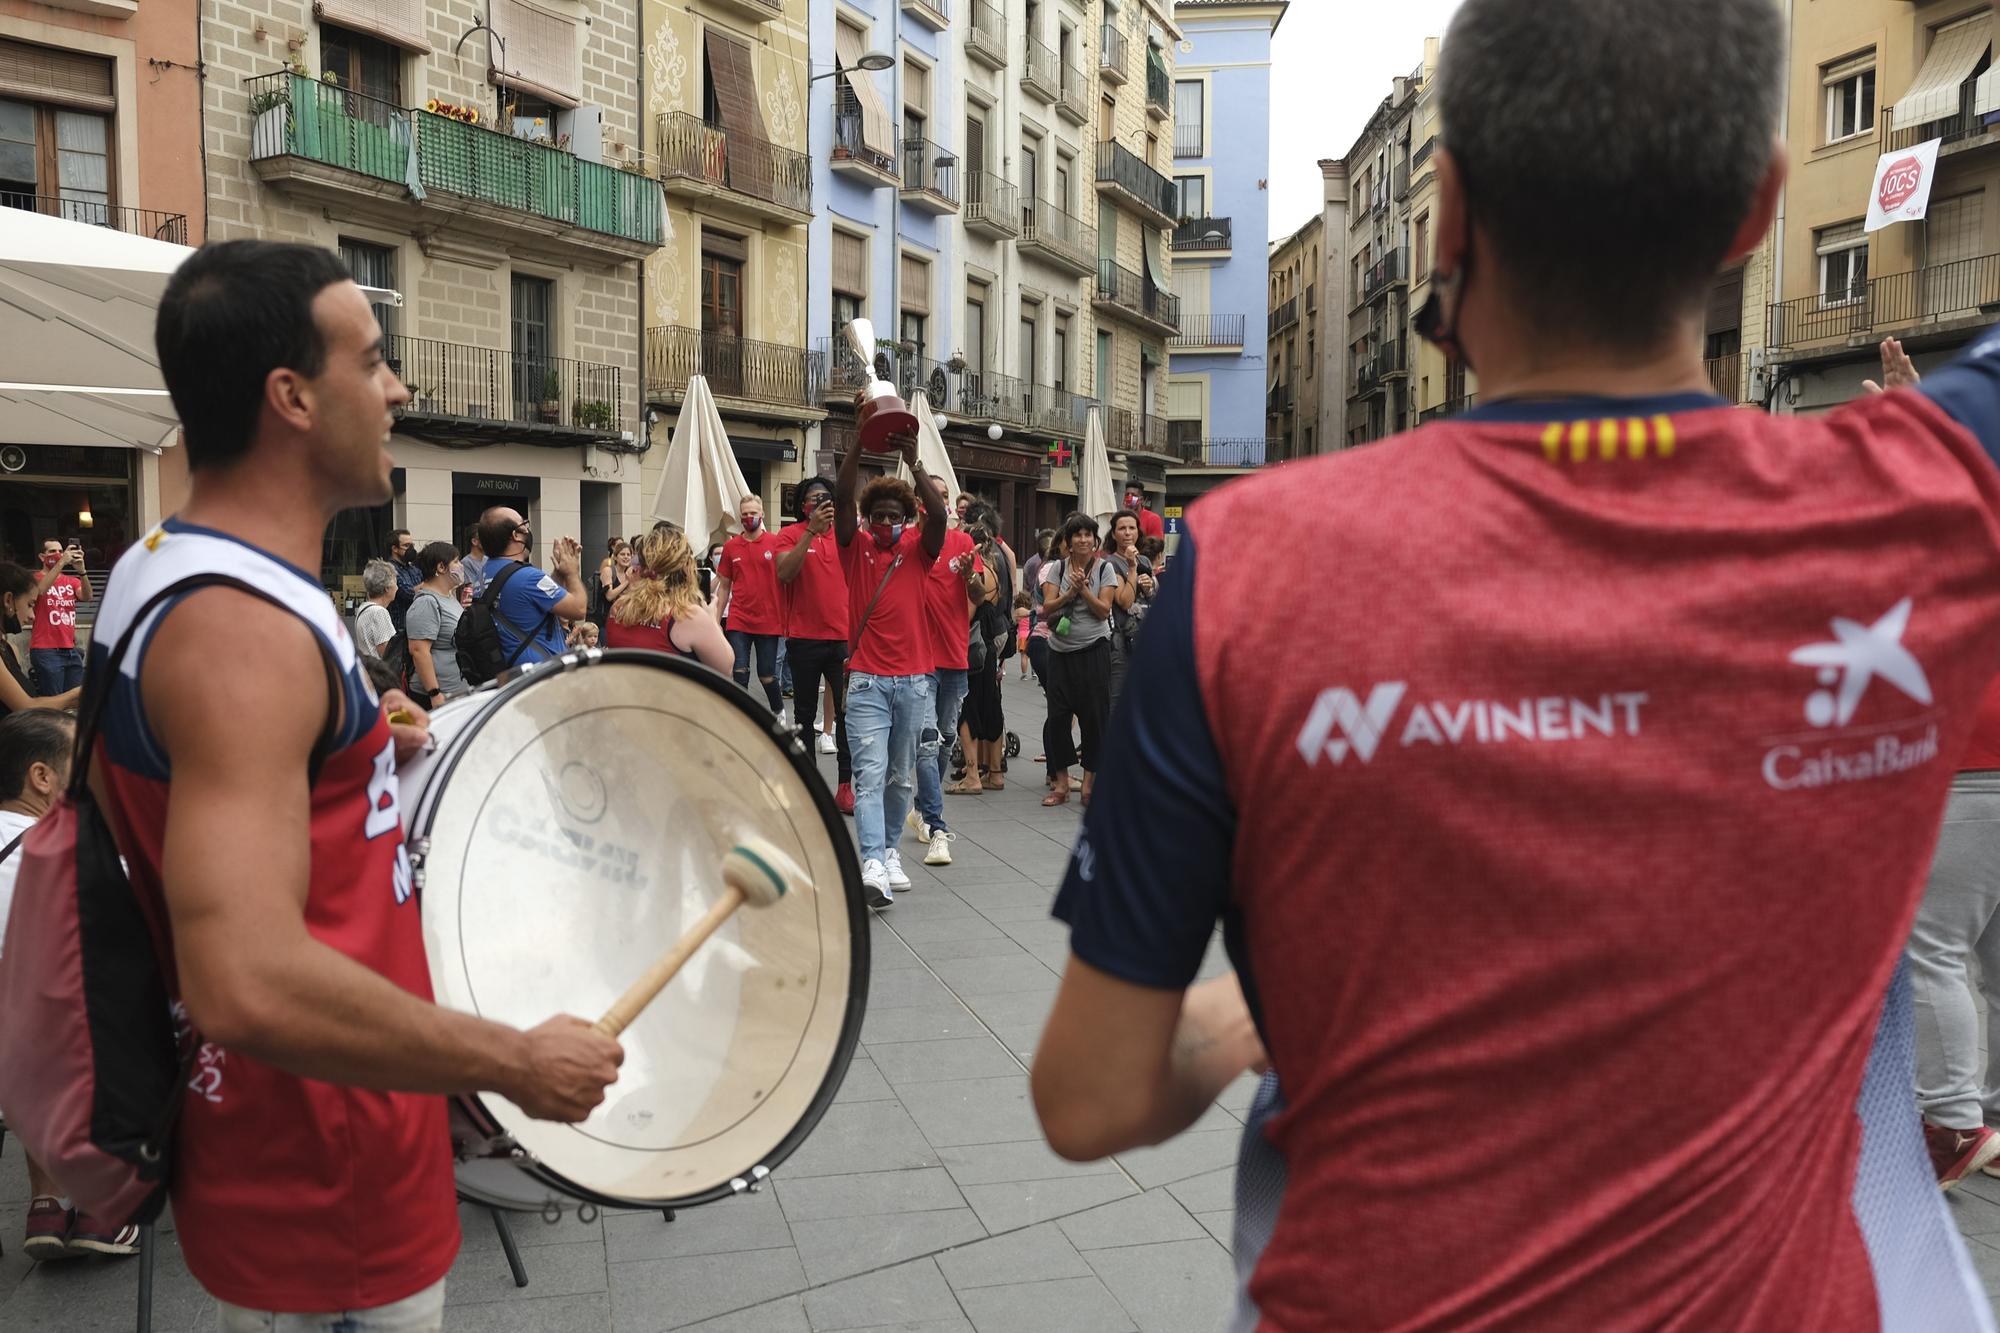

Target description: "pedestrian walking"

left=715, top=495, right=784, bottom=712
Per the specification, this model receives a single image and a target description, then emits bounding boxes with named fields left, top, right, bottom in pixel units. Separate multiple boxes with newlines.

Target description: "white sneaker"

left=924, top=829, right=955, bottom=866
left=883, top=848, right=912, bottom=890
left=861, top=859, right=893, bottom=908
left=905, top=809, right=932, bottom=844
left=817, top=732, right=837, bottom=755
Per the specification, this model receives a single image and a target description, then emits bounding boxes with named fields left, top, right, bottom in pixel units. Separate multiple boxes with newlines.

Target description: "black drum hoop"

left=417, top=647, right=870, bottom=1210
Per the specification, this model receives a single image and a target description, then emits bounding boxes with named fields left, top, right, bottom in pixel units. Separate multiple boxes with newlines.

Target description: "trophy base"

left=858, top=404, right=921, bottom=454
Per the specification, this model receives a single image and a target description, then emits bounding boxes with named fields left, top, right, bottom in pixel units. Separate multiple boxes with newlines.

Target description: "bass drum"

left=397, top=649, right=868, bottom=1213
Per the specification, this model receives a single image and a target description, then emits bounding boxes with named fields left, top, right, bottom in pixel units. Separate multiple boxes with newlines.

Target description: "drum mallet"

left=593, top=839, right=805, bottom=1039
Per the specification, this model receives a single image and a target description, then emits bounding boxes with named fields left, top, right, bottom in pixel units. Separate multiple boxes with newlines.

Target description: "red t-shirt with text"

left=720, top=532, right=783, bottom=635
left=32, top=572, right=82, bottom=649
left=776, top=521, right=850, bottom=642
left=842, top=528, right=936, bottom=677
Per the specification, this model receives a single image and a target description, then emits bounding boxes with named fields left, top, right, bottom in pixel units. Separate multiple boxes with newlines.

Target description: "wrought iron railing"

left=818, top=336, right=1096, bottom=433
left=969, top=0, right=1008, bottom=66
left=1361, top=248, right=1407, bottom=303
left=1268, top=381, right=1294, bottom=414
left=1269, top=296, right=1299, bottom=335
left=0, top=193, right=189, bottom=244
left=1767, top=252, right=2000, bottom=352
left=1095, top=140, right=1177, bottom=219
left=1096, top=258, right=1180, bottom=330
left=245, top=72, right=660, bottom=244
left=389, top=332, right=623, bottom=434
left=646, top=326, right=823, bottom=409
left=832, top=84, right=898, bottom=179
left=655, top=111, right=811, bottom=215
left=1168, top=431, right=1269, bottom=467
left=1885, top=89, right=1999, bottom=153
left=1355, top=338, right=1407, bottom=393
left=1019, top=197, right=1097, bottom=271
left=1058, top=63, right=1091, bottom=122
left=1705, top=353, right=1744, bottom=403
left=1024, top=35, right=1061, bottom=99
left=1099, top=22, right=1128, bottom=80
left=965, top=170, right=1019, bottom=234
left=1169, top=314, right=1246, bottom=347
left=1392, top=162, right=1411, bottom=200
left=1173, top=121, right=1203, bottom=158
left=901, top=0, right=950, bottom=28
left=901, top=134, right=960, bottom=206
left=1172, top=216, right=1231, bottom=251
left=1146, top=51, right=1170, bottom=116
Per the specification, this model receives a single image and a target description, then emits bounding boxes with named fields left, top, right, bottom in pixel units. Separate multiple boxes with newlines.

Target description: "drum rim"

left=418, top=647, right=872, bottom=1210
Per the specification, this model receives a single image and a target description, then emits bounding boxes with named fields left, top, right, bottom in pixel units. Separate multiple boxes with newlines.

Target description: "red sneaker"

left=66, top=1215, right=141, bottom=1258
left=22, top=1197, right=76, bottom=1262
left=835, top=782, right=855, bottom=815
left=1924, top=1121, right=2000, bottom=1190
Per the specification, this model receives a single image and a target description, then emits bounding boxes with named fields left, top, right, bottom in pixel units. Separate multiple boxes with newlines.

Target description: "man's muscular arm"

left=142, top=591, right=620, bottom=1121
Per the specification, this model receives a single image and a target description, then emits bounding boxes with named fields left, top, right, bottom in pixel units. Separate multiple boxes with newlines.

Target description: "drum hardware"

left=728, top=1164, right=772, bottom=1195
left=452, top=1129, right=527, bottom=1163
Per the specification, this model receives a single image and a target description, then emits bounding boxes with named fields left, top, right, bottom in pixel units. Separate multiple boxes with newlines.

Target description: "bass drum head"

left=416, top=650, right=867, bottom=1209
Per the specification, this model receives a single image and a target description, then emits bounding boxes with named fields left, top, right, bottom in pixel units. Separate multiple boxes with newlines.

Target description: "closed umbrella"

left=1079, top=404, right=1116, bottom=524
left=905, top=390, right=963, bottom=513
left=650, top=374, right=755, bottom=549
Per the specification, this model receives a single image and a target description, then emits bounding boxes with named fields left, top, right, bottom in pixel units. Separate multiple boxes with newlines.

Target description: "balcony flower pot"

left=252, top=102, right=290, bottom=158
left=572, top=399, right=614, bottom=430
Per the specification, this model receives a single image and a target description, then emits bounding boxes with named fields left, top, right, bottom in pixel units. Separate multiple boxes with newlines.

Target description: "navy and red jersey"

left=776, top=520, right=849, bottom=642
left=91, top=519, right=458, bottom=1313
left=1056, top=342, right=2000, bottom=1329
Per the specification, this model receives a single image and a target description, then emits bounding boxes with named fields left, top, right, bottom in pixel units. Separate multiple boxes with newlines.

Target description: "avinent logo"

left=1296, top=682, right=1648, bottom=766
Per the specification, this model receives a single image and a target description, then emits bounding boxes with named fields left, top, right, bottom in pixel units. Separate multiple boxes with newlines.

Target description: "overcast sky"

left=1267, top=1, right=1466, bottom=242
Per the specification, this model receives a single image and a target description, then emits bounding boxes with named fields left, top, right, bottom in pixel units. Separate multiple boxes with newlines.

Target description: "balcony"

left=245, top=72, right=661, bottom=262
left=646, top=326, right=824, bottom=419
left=1269, top=296, right=1299, bottom=336
left=901, top=0, right=950, bottom=31
left=1057, top=64, right=1092, bottom=124
left=1094, top=258, right=1180, bottom=337
left=1146, top=51, right=1170, bottom=120
left=1172, top=216, right=1231, bottom=252
left=1018, top=198, right=1097, bottom=276
left=1094, top=141, right=1177, bottom=226
left=1418, top=393, right=1476, bottom=424
left=968, top=0, right=1008, bottom=69
left=1166, top=428, right=1269, bottom=468
left=1767, top=252, right=2000, bottom=356
left=830, top=86, right=899, bottom=187
left=1705, top=352, right=1744, bottom=404
left=1354, top=338, right=1407, bottom=396
left=900, top=135, right=960, bottom=214
left=389, top=333, right=624, bottom=443
left=1392, top=162, right=1411, bottom=200
left=1884, top=89, right=2000, bottom=156
left=706, top=0, right=783, bottom=21
left=1106, top=406, right=1170, bottom=455
left=965, top=171, right=1020, bottom=240
left=1099, top=22, right=1129, bottom=84
left=1168, top=314, right=1245, bottom=350
left=1361, top=248, right=1408, bottom=304
left=1173, top=122, right=1203, bottom=159
left=1306, top=285, right=1316, bottom=314
left=1024, top=35, right=1062, bottom=103
left=818, top=337, right=1095, bottom=436
left=1, top=194, right=187, bottom=244
left=1268, top=381, right=1293, bottom=415
left=655, top=111, right=811, bottom=225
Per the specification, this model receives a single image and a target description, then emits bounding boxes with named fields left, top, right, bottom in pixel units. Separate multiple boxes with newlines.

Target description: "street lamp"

left=808, top=50, right=894, bottom=81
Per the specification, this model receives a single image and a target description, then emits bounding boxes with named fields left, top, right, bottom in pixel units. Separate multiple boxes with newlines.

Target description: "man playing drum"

left=89, top=240, right=624, bottom=1329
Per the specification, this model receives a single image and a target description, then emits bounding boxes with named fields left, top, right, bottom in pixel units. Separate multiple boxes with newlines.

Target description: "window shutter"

left=835, top=23, right=896, bottom=160
left=906, top=61, right=930, bottom=117
left=1816, top=219, right=1865, bottom=253
left=489, top=0, right=581, bottom=108
left=1167, top=379, right=1202, bottom=419
left=314, top=0, right=428, bottom=53
left=832, top=230, right=867, bottom=297
left=901, top=254, right=930, bottom=315
left=0, top=39, right=113, bottom=111
left=1706, top=267, right=1743, bottom=335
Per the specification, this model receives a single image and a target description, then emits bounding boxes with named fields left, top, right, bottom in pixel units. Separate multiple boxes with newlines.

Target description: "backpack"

left=0, top=574, right=339, bottom=1228
left=454, top=560, right=550, bottom=687
left=379, top=625, right=411, bottom=688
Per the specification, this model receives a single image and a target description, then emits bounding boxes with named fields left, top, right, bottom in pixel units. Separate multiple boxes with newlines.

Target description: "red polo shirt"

left=842, top=528, right=936, bottom=677
left=776, top=521, right=849, bottom=642
left=719, top=530, right=782, bottom=635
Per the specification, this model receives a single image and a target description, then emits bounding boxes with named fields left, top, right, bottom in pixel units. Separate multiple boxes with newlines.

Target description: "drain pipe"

left=1764, top=0, right=1793, bottom=411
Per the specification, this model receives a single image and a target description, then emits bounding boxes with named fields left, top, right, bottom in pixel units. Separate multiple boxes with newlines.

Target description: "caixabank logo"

left=1295, top=682, right=1650, bottom=766
left=1764, top=598, right=1939, bottom=791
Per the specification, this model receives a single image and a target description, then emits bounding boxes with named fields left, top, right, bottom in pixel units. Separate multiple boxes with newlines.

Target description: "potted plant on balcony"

left=539, top=371, right=563, bottom=424
left=572, top=398, right=614, bottom=430
left=250, top=83, right=292, bottom=159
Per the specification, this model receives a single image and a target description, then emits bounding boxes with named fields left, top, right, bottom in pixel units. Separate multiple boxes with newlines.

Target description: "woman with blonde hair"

left=604, top=524, right=732, bottom=673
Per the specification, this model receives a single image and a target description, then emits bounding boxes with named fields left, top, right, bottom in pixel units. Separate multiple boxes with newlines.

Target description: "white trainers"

left=884, top=848, right=912, bottom=890
left=924, top=829, right=955, bottom=866
left=861, top=859, right=893, bottom=908
left=905, top=809, right=933, bottom=844
left=817, top=732, right=838, bottom=755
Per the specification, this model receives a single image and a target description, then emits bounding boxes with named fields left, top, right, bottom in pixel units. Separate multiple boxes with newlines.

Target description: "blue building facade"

left=1165, top=0, right=1284, bottom=500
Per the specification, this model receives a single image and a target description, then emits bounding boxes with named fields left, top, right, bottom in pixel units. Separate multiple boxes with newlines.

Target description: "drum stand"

left=135, top=1223, right=157, bottom=1332
left=476, top=1204, right=676, bottom=1289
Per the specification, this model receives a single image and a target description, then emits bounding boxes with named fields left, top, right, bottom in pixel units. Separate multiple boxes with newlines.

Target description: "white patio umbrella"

left=650, top=374, right=755, bottom=548
left=903, top=390, right=963, bottom=514
left=1079, top=404, right=1117, bottom=524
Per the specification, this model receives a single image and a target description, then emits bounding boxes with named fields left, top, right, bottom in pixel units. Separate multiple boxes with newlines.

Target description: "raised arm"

left=911, top=449, right=948, bottom=561
left=835, top=430, right=865, bottom=548
left=142, top=591, right=621, bottom=1121
left=545, top=538, right=591, bottom=621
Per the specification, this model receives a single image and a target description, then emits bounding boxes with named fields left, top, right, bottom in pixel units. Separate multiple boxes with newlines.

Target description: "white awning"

left=1891, top=13, right=1992, bottom=129
left=1977, top=63, right=2000, bottom=117
left=0, top=384, right=180, bottom=453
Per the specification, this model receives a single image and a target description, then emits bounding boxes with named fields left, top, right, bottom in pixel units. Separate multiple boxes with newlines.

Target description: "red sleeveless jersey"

left=89, top=519, right=458, bottom=1312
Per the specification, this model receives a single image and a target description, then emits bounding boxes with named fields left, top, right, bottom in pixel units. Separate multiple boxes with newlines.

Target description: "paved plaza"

left=10, top=671, right=2000, bottom=1330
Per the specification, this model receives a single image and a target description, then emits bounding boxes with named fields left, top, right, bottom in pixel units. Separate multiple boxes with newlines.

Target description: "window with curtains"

left=1816, top=219, right=1869, bottom=306
left=1174, top=80, right=1202, bottom=157
left=900, top=254, right=931, bottom=365
left=0, top=42, right=115, bottom=224
left=339, top=238, right=398, bottom=339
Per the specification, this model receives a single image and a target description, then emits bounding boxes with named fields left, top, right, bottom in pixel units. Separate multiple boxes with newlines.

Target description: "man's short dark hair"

left=0, top=709, right=75, bottom=802
left=1060, top=512, right=1100, bottom=544
left=155, top=240, right=356, bottom=472
left=858, top=475, right=917, bottom=521
left=477, top=507, right=520, bottom=559
left=1437, top=0, right=1783, bottom=350
left=388, top=529, right=412, bottom=554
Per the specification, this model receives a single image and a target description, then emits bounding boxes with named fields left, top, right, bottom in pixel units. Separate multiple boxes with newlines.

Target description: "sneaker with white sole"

left=884, top=848, right=912, bottom=890
left=66, top=1216, right=140, bottom=1258
left=905, top=809, right=932, bottom=844
left=818, top=732, right=838, bottom=755
left=925, top=829, right=955, bottom=866
left=861, top=859, right=893, bottom=908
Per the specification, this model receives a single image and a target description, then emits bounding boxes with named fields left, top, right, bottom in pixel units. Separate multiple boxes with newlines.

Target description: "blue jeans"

left=915, top=668, right=970, bottom=833
left=846, top=671, right=935, bottom=867
left=727, top=629, right=782, bottom=712
left=29, top=646, right=83, bottom=696
left=217, top=1276, right=445, bottom=1331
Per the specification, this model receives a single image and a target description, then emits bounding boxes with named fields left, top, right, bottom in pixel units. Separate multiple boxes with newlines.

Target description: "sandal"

left=944, top=778, right=984, bottom=795
left=1041, top=787, right=1069, bottom=807
left=987, top=774, right=1005, bottom=790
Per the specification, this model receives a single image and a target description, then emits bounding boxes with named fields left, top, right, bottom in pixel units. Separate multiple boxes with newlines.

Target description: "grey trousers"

left=1909, top=772, right=2000, bottom=1130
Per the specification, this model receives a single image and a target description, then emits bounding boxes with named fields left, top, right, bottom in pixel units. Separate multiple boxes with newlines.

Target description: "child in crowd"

left=1014, top=591, right=1033, bottom=679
